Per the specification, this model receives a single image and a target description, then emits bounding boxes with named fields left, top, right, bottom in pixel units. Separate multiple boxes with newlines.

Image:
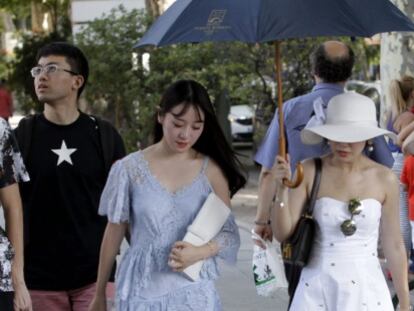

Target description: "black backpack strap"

left=89, top=115, right=115, bottom=174
left=14, top=114, right=38, bottom=164
left=305, top=157, right=322, bottom=215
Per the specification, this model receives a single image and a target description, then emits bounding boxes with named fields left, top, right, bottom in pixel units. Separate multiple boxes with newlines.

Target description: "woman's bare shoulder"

left=301, top=157, right=324, bottom=176
left=141, top=144, right=156, bottom=157
left=370, top=160, right=398, bottom=185
left=298, top=157, right=323, bottom=189
left=205, top=157, right=225, bottom=181
left=204, top=157, right=230, bottom=204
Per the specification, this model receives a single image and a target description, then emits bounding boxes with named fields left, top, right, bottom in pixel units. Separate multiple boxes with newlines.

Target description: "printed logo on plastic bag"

left=251, top=230, right=288, bottom=297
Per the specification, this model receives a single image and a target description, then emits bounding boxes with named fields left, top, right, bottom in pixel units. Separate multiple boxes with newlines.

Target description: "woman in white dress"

left=272, top=92, right=410, bottom=310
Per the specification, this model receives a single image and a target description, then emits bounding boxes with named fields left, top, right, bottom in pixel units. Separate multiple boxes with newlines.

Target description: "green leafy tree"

left=38, top=0, right=71, bottom=36
left=8, top=32, right=67, bottom=112
left=2, top=0, right=71, bottom=112
left=0, top=0, right=31, bottom=21
left=75, top=6, right=262, bottom=151
left=75, top=6, right=152, bottom=151
left=0, top=52, right=8, bottom=79
left=0, top=0, right=71, bottom=34
left=75, top=6, right=377, bottom=152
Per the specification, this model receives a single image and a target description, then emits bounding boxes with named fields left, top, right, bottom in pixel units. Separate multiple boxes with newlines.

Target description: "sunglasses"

left=340, top=198, right=362, bottom=236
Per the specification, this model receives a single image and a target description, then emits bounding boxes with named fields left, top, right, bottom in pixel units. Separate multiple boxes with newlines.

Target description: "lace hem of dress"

left=116, top=244, right=221, bottom=301
left=116, top=280, right=220, bottom=311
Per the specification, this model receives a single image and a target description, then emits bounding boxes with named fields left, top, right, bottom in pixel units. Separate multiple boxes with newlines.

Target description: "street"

left=215, top=146, right=289, bottom=311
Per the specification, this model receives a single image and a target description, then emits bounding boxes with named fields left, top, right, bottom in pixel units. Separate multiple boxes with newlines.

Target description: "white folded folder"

left=182, top=192, right=231, bottom=281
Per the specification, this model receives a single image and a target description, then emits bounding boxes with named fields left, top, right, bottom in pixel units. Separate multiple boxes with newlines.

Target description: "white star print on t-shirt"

left=51, top=140, right=77, bottom=166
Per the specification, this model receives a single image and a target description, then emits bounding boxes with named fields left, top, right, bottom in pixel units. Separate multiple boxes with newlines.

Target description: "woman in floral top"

left=0, top=118, right=31, bottom=310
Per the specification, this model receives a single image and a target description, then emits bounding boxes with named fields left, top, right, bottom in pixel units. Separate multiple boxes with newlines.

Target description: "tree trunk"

left=145, top=0, right=161, bottom=18
left=380, top=0, right=414, bottom=125
left=31, top=1, right=44, bottom=33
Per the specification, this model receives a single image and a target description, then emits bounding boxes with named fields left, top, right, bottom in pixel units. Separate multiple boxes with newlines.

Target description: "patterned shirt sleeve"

left=0, top=119, right=29, bottom=188
left=0, top=119, right=28, bottom=292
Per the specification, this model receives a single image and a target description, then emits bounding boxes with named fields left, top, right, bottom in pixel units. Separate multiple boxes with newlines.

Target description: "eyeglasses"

left=340, top=198, right=362, bottom=236
left=30, top=64, right=79, bottom=78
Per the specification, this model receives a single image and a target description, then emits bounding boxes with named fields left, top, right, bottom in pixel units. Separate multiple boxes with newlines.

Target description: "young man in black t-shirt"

left=14, top=42, right=125, bottom=311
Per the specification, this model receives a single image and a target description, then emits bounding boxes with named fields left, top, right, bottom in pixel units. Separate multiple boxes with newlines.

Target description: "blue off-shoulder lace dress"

left=99, top=151, right=241, bottom=311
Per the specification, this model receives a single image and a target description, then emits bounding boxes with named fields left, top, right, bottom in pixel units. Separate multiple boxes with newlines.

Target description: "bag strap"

left=304, top=158, right=322, bottom=216
left=88, top=114, right=115, bottom=174
left=14, top=114, right=38, bottom=164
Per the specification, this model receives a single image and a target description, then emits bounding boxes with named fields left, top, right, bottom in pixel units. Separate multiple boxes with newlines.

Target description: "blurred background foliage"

left=0, top=4, right=379, bottom=152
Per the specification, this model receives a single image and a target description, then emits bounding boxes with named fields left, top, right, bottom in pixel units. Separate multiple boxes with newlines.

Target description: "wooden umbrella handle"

left=278, top=133, right=304, bottom=188
left=283, top=164, right=304, bottom=188
left=275, top=41, right=304, bottom=188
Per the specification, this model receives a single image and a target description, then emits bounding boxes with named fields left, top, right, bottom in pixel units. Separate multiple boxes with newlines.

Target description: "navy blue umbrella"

left=135, top=0, right=414, bottom=187
left=136, top=0, right=414, bottom=47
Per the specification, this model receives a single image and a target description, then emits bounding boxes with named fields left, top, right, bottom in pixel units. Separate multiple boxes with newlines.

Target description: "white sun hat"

left=301, top=92, right=397, bottom=144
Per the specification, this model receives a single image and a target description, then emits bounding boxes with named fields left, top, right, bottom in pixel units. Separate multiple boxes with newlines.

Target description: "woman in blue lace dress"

left=89, top=80, right=246, bottom=311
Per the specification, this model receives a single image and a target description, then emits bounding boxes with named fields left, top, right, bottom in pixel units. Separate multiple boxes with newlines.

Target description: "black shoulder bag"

left=282, top=157, right=322, bottom=267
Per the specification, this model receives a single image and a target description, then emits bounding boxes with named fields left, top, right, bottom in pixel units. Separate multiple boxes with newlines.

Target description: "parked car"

left=228, top=104, right=254, bottom=143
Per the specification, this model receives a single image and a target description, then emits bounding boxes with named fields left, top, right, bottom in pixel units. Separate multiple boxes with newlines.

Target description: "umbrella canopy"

left=136, top=0, right=414, bottom=47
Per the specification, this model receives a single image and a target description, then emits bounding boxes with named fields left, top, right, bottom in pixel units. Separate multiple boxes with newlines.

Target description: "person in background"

left=0, top=118, right=32, bottom=311
left=401, top=153, right=414, bottom=274
left=386, top=75, right=414, bottom=258
left=89, top=80, right=246, bottom=311
left=0, top=79, right=13, bottom=121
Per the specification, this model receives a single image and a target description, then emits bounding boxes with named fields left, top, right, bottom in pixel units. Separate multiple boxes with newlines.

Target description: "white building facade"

left=71, top=0, right=146, bottom=35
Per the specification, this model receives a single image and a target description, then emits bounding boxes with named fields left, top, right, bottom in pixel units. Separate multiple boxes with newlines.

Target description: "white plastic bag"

left=251, top=230, right=288, bottom=297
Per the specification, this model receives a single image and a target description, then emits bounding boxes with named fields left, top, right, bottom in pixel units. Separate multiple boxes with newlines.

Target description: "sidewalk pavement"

left=215, top=161, right=289, bottom=311
left=216, top=223, right=289, bottom=311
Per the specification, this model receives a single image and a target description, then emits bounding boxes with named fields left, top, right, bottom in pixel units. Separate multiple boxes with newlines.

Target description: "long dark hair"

left=153, top=80, right=246, bottom=197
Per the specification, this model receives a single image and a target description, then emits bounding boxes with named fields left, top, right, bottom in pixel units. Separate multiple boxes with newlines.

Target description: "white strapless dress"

left=289, top=197, right=393, bottom=311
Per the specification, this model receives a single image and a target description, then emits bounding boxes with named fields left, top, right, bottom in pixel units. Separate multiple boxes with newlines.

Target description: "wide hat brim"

left=301, top=124, right=398, bottom=144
